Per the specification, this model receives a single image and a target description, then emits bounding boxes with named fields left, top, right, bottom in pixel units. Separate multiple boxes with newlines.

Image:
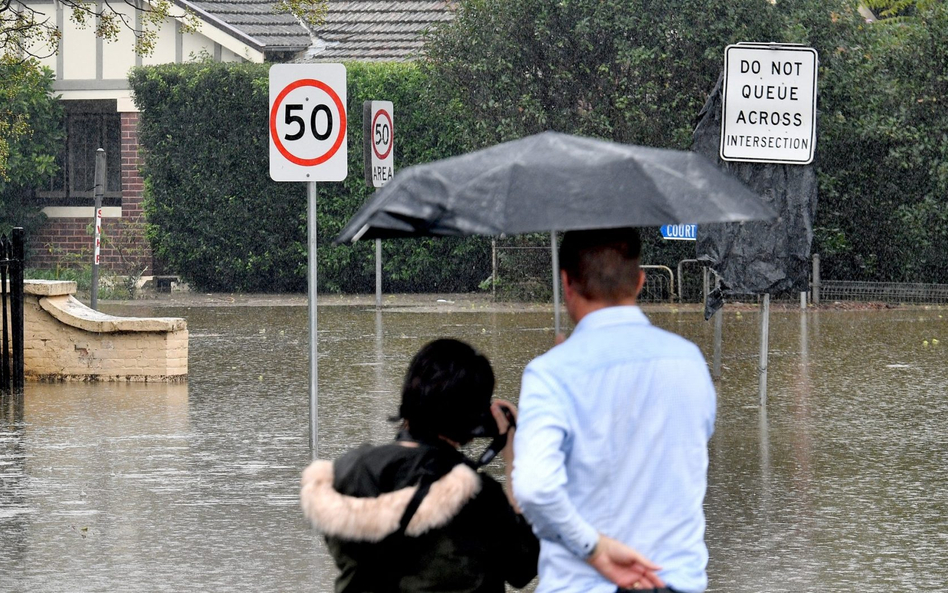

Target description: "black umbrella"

left=336, top=131, right=775, bottom=242
left=336, top=131, right=776, bottom=331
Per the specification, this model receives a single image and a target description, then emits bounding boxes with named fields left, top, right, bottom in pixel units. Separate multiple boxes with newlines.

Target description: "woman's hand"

left=490, top=399, right=521, bottom=512
left=490, top=399, right=517, bottom=437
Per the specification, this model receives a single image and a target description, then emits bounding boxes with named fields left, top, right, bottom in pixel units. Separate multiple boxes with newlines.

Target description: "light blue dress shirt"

left=513, top=306, right=716, bottom=593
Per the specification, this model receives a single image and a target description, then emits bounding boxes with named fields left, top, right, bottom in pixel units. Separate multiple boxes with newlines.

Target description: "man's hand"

left=586, top=535, right=665, bottom=590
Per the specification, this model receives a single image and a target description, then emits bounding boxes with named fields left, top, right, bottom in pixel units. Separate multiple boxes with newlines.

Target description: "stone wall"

left=21, top=280, right=187, bottom=382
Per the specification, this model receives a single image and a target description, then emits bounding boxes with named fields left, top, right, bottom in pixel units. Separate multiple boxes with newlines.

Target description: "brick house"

left=27, top=0, right=453, bottom=277
left=24, top=0, right=311, bottom=273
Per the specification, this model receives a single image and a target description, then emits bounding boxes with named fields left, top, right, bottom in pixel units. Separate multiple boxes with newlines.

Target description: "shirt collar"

left=572, top=305, right=650, bottom=335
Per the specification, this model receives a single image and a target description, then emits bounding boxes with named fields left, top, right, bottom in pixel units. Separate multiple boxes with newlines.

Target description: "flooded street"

left=1, top=299, right=946, bottom=592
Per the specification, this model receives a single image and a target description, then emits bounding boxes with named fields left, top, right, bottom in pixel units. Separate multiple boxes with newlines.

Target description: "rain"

left=2, top=1, right=948, bottom=592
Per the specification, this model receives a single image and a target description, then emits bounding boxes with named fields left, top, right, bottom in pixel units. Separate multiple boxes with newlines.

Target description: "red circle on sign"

left=371, top=109, right=393, bottom=160
left=269, top=79, right=347, bottom=167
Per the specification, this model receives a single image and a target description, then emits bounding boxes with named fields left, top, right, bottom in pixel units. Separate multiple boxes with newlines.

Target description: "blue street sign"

left=660, top=224, right=697, bottom=241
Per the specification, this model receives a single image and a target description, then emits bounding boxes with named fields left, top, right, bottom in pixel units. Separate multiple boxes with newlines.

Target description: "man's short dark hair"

left=398, top=339, right=495, bottom=444
left=559, top=227, right=642, bottom=303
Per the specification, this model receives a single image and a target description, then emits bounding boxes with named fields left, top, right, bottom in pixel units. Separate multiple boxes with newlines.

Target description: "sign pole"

left=308, top=181, right=319, bottom=458
left=363, top=100, right=394, bottom=310
left=712, top=306, right=723, bottom=379
left=91, top=148, right=105, bottom=310
left=758, top=293, right=770, bottom=406
left=375, top=239, right=382, bottom=309
left=268, top=63, right=347, bottom=456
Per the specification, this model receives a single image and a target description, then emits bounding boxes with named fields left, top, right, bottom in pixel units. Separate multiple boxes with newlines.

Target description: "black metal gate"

left=1, top=227, right=24, bottom=394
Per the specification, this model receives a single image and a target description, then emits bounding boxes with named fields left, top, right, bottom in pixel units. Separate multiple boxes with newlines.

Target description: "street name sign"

left=363, top=101, right=394, bottom=187
left=269, top=64, right=348, bottom=182
left=720, top=44, right=818, bottom=165
left=661, top=224, right=697, bottom=241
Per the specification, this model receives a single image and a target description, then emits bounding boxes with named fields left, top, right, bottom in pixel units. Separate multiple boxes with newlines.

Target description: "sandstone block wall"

left=19, top=280, right=188, bottom=382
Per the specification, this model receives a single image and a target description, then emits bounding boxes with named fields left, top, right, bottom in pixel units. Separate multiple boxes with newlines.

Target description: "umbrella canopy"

left=336, top=131, right=775, bottom=243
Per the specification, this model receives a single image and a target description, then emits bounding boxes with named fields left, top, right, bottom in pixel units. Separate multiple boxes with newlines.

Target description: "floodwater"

left=1, top=299, right=947, bottom=592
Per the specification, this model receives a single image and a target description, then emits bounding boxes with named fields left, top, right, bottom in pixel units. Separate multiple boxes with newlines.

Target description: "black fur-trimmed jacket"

left=300, top=440, right=539, bottom=593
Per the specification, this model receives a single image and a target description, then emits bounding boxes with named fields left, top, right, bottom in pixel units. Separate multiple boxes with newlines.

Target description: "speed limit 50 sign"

left=363, top=101, right=394, bottom=188
left=269, top=64, right=347, bottom=182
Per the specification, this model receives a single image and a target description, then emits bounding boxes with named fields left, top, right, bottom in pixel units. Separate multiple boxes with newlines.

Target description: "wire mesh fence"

left=820, top=280, right=948, bottom=305
left=491, top=240, right=948, bottom=306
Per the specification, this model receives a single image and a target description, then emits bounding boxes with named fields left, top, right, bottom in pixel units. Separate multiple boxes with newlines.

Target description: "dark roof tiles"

left=184, top=0, right=312, bottom=52
left=305, top=0, right=455, bottom=62
left=181, top=0, right=454, bottom=59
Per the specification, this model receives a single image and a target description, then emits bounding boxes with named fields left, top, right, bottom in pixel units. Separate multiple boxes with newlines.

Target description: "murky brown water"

left=1, top=300, right=946, bottom=591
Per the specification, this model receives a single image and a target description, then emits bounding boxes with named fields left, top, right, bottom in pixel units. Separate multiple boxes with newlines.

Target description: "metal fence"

left=1, top=228, right=25, bottom=394
left=820, top=280, right=948, bottom=304
left=640, top=265, right=675, bottom=303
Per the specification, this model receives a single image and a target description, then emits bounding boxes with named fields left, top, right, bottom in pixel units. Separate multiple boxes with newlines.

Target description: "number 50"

left=284, top=104, right=333, bottom=141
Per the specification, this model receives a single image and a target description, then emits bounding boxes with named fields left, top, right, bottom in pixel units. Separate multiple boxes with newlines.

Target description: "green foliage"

left=128, top=0, right=948, bottom=292
left=422, top=0, right=855, bottom=270
left=130, top=61, right=308, bottom=292
left=0, top=57, right=63, bottom=239
left=816, top=1, right=948, bottom=281
left=423, top=0, right=800, bottom=151
left=130, top=61, right=488, bottom=293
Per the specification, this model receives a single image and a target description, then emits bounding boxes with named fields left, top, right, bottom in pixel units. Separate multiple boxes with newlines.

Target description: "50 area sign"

left=269, top=64, right=347, bottom=182
left=363, top=101, right=394, bottom=188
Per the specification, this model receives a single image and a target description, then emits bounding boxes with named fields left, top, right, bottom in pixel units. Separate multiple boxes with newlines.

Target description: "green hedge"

left=130, top=61, right=489, bottom=293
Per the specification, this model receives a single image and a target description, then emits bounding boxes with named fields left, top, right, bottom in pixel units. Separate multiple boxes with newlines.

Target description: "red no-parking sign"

left=269, top=64, right=348, bottom=182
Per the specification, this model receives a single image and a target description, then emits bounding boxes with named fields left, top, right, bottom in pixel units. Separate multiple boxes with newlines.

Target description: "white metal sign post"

left=269, top=64, right=348, bottom=457
left=720, top=44, right=818, bottom=165
left=363, top=101, right=394, bottom=309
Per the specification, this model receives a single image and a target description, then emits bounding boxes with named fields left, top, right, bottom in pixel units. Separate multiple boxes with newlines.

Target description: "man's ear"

left=560, top=269, right=572, bottom=300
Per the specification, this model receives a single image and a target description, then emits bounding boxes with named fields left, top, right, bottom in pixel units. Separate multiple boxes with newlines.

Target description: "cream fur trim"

left=300, top=460, right=481, bottom=541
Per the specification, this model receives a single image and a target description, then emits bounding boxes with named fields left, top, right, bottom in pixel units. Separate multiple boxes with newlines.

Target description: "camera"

left=469, top=404, right=516, bottom=468
left=468, top=404, right=515, bottom=439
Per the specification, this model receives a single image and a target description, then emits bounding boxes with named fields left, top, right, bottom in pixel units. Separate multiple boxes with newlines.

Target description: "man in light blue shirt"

left=513, top=228, right=716, bottom=593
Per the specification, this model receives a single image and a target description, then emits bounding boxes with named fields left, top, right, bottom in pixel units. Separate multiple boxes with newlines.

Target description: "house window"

left=37, top=100, right=123, bottom=207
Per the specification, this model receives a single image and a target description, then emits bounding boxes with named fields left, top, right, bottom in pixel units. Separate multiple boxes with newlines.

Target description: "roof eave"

left=173, top=0, right=269, bottom=62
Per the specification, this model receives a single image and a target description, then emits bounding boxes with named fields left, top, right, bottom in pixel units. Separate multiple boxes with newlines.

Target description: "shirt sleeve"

left=512, top=362, right=600, bottom=559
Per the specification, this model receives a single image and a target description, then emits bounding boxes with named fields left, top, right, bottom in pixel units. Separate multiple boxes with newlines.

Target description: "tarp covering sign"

left=691, top=75, right=818, bottom=319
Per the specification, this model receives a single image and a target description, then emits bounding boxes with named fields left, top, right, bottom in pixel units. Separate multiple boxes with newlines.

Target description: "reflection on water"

left=1, top=302, right=947, bottom=592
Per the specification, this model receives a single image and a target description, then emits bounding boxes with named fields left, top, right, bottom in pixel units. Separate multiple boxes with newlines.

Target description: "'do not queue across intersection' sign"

left=269, top=64, right=348, bottom=182
left=720, top=44, right=818, bottom=165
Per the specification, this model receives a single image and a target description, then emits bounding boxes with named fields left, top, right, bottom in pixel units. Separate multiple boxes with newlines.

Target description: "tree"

left=422, top=0, right=864, bottom=270
left=0, top=56, right=63, bottom=237
left=816, top=1, right=948, bottom=281
left=424, top=0, right=866, bottom=152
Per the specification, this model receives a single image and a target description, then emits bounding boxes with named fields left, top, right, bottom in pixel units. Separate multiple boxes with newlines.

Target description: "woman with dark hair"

left=300, top=339, right=539, bottom=593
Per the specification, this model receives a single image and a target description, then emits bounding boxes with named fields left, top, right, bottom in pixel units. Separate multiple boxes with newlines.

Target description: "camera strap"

left=396, top=473, right=437, bottom=536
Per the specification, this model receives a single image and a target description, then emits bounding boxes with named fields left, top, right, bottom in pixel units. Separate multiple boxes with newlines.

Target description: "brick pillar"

left=117, top=112, right=154, bottom=274
left=121, top=113, right=144, bottom=219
